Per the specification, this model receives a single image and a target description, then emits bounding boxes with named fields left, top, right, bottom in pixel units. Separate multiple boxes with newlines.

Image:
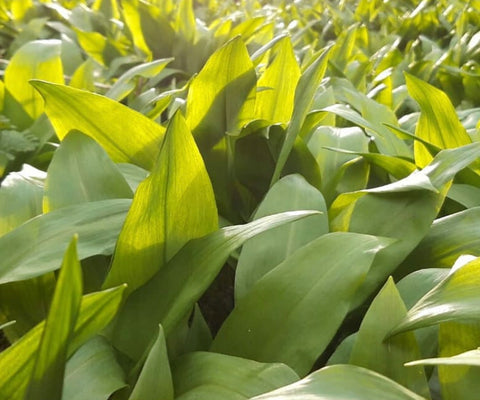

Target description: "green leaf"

left=172, top=352, right=299, bottom=400
left=25, top=236, right=83, bottom=400
left=235, top=174, right=328, bottom=301
left=0, top=199, right=130, bottom=284
left=407, top=348, right=480, bottom=367
left=307, top=126, right=370, bottom=202
left=322, top=103, right=410, bottom=158
left=103, top=112, right=218, bottom=295
left=4, top=40, right=64, bottom=122
left=0, top=165, right=44, bottom=237
left=31, top=81, right=165, bottom=170
left=349, top=277, right=430, bottom=398
left=116, top=163, right=149, bottom=193
left=212, top=232, right=390, bottom=376
left=436, top=322, right=480, bottom=400
left=128, top=325, right=173, bottom=400
left=396, top=269, right=450, bottom=362
left=74, top=30, right=120, bottom=67
left=322, top=147, right=417, bottom=180
left=254, top=36, right=300, bottom=124
left=447, top=184, right=480, bottom=208
left=69, top=59, right=97, bottom=92
left=0, top=273, right=54, bottom=342
left=121, top=0, right=151, bottom=58
left=329, top=77, right=411, bottom=157
left=271, top=47, right=330, bottom=186
left=401, top=207, right=480, bottom=272
left=405, top=73, right=473, bottom=167
left=174, top=0, right=196, bottom=43
left=111, top=210, right=318, bottom=361
left=0, top=285, right=126, bottom=400
left=331, top=143, right=480, bottom=310
left=186, top=36, right=257, bottom=151
left=62, top=336, right=127, bottom=400
left=44, top=131, right=133, bottom=212
left=390, top=257, right=480, bottom=336
left=106, top=58, right=173, bottom=101
left=250, top=365, right=426, bottom=400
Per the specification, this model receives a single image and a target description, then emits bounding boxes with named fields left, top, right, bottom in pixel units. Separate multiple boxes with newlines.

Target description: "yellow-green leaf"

left=25, top=236, right=82, bottom=400
left=103, top=112, right=217, bottom=295
left=405, top=73, right=472, bottom=167
left=186, top=36, right=257, bottom=151
left=390, top=257, right=480, bottom=336
left=4, top=40, right=64, bottom=123
left=254, top=36, right=300, bottom=124
left=0, top=285, right=126, bottom=400
left=31, top=81, right=165, bottom=170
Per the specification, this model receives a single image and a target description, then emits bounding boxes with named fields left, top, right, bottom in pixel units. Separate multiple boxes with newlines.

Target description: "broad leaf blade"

left=271, top=47, right=330, bottom=185
left=0, top=165, right=44, bottom=237
left=5, top=40, right=64, bottom=123
left=0, top=199, right=130, bottom=284
left=128, top=325, right=173, bottom=400
left=103, top=112, right=218, bottom=295
left=0, top=285, right=126, bottom=400
left=186, top=36, right=257, bottom=150
left=254, top=36, right=300, bottom=124
left=235, top=174, right=328, bottom=301
left=405, top=73, right=472, bottom=168
left=25, top=236, right=83, bottom=400
left=350, top=277, right=430, bottom=398
left=44, top=131, right=133, bottom=212
left=402, top=207, right=480, bottom=272
left=111, top=210, right=319, bottom=361
left=391, top=257, right=480, bottom=336
left=172, top=352, right=299, bottom=400
left=331, top=143, right=480, bottom=310
left=31, top=81, right=165, bottom=170
left=407, top=348, right=480, bottom=367
left=106, top=58, right=173, bottom=101
left=62, top=336, right=127, bottom=400
left=251, top=365, right=426, bottom=400
left=212, top=232, right=390, bottom=376
left=436, top=322, right=480, bottom=400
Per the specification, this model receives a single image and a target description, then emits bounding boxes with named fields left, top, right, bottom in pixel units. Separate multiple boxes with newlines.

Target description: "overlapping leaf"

left=212, top=232, right=390, bottom=376
left=103, top=112, right=218, bottom=295
left=251, top=365, right=426, bottom=400
left=172, top=352, right=299, bottom=400
left=43, top=131, right=133, bottom=212
left=31, top=81, right=165, bottom=170
left=0, top=199, right=130, bottom=284
left=111, top=211, right=318, bottom=361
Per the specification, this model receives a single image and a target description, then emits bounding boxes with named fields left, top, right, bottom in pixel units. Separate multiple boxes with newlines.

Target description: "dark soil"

left=199, top=263, right=235, bottom=335
left=0, top=330, right=9, bottom=351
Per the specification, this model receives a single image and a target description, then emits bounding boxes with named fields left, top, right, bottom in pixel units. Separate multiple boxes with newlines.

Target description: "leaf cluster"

left=1, top=0, right=480, bottom=399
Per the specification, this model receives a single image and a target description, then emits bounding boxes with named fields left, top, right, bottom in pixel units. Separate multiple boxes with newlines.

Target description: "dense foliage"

left=1, top=0, right=480, bottom=399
